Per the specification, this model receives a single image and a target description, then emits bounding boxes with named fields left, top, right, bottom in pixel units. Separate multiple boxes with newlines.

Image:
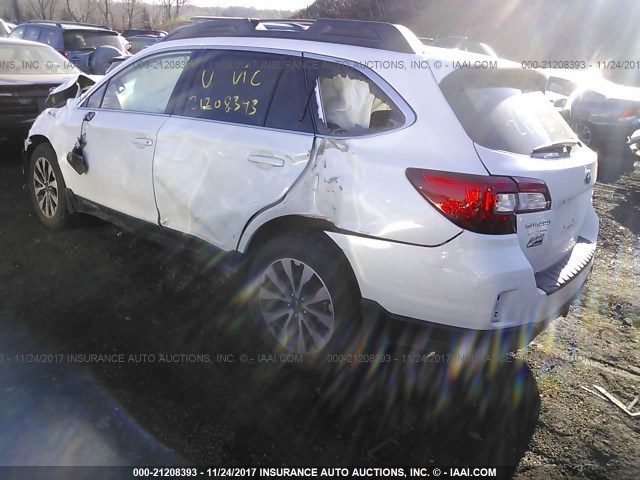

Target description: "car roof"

left=163, top=18, right=424, bottom=54
left=16, top=20, right=113, bottom=32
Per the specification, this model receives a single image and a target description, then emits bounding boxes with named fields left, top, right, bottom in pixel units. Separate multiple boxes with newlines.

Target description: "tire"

left=89, top=45, right=122, bottom=75
left=248, top=231, right=360, bottom=355
left=574, top=123, right=593, bottom=147
left=28, top=143, right=69, bottom=229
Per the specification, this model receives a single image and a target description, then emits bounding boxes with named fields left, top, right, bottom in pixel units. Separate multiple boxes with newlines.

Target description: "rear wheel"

left=248, top=232, right=360, bottom=355
left=574, top=123, right=593, bottom=147
left=28, top=143, right=69, bottom=229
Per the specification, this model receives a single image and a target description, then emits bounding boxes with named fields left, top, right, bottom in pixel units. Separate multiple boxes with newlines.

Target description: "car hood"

left=45, top=73, right=101, bottom=108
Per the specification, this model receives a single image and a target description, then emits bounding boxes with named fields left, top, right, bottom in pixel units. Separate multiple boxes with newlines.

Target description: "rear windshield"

left=440, top=69, right=577, bottom=155
left=63, top=30, right=123, bottom=51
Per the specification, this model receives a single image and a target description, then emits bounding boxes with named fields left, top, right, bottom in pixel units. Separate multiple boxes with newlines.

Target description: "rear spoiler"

left=45, top=74, right=99, bottom=108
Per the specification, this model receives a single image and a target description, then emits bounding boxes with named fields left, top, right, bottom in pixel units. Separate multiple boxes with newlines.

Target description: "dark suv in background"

left=9, top=20, right=129, bottom=75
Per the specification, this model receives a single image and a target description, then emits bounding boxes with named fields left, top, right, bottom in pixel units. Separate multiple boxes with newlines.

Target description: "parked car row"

left=0, top=37, right=90, bottom=144
left=543, top=70, right=640, bottom=151
left=0, top=21, right=174, bottom=143
left=5, top=21, right=167, bottom=75
left=426, top=36, right=640, bottom=152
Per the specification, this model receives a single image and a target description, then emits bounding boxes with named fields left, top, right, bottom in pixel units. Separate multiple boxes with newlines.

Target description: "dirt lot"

left=513, top=151, right=640, bottom=480
left=0, top=145, right=638, bottom=479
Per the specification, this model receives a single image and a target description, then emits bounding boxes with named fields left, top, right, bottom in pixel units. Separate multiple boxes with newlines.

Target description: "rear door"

left=439, top=68, right=597, bottom=273
left=153, top=49, right=315, bottom=251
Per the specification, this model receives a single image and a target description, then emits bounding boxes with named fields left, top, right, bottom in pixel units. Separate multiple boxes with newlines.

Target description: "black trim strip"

left=334, top=228, right=464, bottom=248
left=534, top=237, right=596, bottom=295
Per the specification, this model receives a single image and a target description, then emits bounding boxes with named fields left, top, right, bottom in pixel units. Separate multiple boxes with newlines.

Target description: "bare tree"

left=122, top=0, right=141, bottom=29
left=65, top=0, right=98, bottom=23
left=174, top=0, right=189, bottom=19
left=159, top=0, right=172, bottom=22
left=96, top=0, right=112, bottom=27
left=10, top=0, right=23, bottom=22
left=30, top=0, right=58, bottom=20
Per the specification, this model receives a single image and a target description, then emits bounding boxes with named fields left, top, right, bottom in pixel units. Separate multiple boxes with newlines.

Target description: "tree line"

left=1, top=0, right=288, bottom=31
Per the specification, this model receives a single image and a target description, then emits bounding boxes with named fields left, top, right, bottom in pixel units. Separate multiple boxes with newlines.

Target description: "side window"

left=84, top=83, right=107, bottom=109
left=308, top=60, right=405, bottom=135
left=265, top=58, right=314, bottom=133
left=10, top=26, right=26, bottom=39
left=180, top=50, right=283, bottom=127
left=100, top=51, right=193, bottom=114
left=38, top=29, right=58, bottom=47
left=24, top=26, right=41, bottom=42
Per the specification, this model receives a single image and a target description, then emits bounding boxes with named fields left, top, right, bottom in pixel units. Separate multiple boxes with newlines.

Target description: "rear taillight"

left=619, top=106, right=639, bottom=120
left=58, top=50, right=68, bottom=57
left=406, top=169, right=551, bottom=235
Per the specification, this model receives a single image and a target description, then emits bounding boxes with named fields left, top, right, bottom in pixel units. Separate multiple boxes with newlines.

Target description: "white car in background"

left=23, top=18, right=598, bottom=355
left=0, top=19, right=16, bottom=37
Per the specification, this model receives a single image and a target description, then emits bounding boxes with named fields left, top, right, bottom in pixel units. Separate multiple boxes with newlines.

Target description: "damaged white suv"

left=24, top=18, right=598, bottom=355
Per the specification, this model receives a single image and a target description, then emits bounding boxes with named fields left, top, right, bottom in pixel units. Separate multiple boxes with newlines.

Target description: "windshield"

left=440, top=69, right=577, bottom=155
left=0, top=43, right=80, bottom=75
left=63, top=30, right=124, bottom=51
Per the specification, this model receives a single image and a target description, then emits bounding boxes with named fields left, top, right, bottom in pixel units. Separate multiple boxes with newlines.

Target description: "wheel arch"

left=24, top=135, right=55, bottom=179
left=242, top=215, right=362, bottom=298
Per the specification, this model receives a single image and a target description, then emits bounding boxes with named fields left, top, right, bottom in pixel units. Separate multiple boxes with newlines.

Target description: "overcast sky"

left=190, top=0, right=316, bottom=10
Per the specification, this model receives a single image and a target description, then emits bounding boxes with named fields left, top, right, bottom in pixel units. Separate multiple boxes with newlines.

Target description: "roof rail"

left=24, top=19, right=62, bottom=27
left=23, top=19, right=111, bottom=30
left=163, top=18, right=422, bottom=54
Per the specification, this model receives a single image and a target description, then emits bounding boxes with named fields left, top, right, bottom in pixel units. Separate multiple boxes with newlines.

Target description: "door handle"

left=247, top=154, right=285, bottom=167
left=131, top=137, right=153, bottom=147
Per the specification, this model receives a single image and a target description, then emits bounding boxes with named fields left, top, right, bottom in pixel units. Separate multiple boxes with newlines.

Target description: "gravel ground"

left=513, top=150, right=640, bottom=480
left=0, top=144, right=638, bottom=478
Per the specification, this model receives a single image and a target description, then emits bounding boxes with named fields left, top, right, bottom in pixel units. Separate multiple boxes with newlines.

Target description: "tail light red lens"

left=406, top=169, right=551, bottom=235
left=58, top=50, right=68, bottom=57
left=619, top=106, right=639, bottom=120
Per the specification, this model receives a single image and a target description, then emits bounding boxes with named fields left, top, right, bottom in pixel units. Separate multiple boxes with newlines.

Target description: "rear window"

left=63, top=30, right=123, bottom=51
left=440, top=69, right=577, bottom=155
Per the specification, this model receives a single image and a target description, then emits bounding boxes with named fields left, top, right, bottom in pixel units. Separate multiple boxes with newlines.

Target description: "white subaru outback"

left=24, top=19, right=598, bottom=355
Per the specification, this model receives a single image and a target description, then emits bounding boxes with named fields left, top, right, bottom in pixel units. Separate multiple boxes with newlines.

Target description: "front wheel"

left=28, top=143, right=69, bottom=229
left=248, top=232, right=360, bottom=355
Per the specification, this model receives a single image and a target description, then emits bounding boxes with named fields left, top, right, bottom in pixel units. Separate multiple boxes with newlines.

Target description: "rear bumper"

left=327, top=218, right=597, bottom=349
left=359, top=288, right=578, bottom=353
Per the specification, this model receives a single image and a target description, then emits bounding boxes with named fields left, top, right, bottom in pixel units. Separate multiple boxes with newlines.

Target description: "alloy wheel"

left=33, top=156, right=59, bottom=219
left=575, top=124, right=593, bottom=146
left=258, top=258, right=335, bottom=354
